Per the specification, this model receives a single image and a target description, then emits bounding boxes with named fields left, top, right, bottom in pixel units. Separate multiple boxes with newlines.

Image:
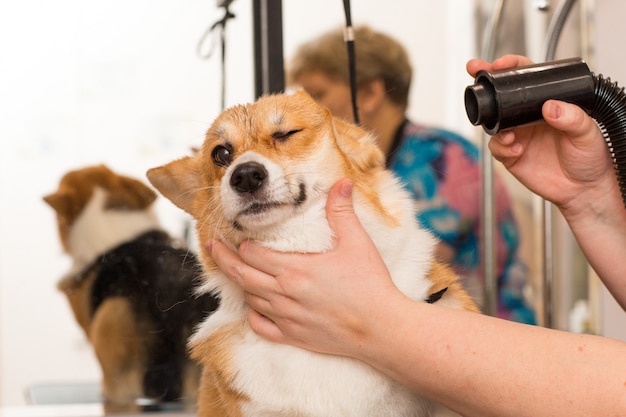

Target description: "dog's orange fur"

left=191, top=324, right=248, bottom=417
left=91, top=297, right=147, bottom=405
left=57, top=269, right=96, bottom=336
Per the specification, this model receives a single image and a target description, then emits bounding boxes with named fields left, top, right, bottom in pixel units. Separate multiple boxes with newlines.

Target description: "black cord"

left=342, top=0, right=359, bottom=124
left=197, top=5, right=236, bottom=111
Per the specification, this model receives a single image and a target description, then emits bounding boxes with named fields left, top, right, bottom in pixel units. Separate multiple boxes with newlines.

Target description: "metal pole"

left=253, top=0, right=285, bottom=97
left=541, top=0, right=578, bottom=328
left=479, top=0, right=506, bottom=317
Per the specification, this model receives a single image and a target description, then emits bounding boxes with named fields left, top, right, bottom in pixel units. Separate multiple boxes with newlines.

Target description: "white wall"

left=0, top=0, right=475, bottom=406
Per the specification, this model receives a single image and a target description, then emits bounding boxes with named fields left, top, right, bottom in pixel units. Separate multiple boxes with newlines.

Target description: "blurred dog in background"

left=44, top=164, right=219, bottom=412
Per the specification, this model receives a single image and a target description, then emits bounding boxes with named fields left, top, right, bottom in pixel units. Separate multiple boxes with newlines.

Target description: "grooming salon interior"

left=1, top=0, right=625, bottom=415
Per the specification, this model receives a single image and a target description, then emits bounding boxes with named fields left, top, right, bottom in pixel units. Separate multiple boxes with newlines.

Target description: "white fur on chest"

left=67, top=188, right=161, bottom=269
left=235, top=333, right=431, bottom=417
left=192, top=171, right=440, bottom=416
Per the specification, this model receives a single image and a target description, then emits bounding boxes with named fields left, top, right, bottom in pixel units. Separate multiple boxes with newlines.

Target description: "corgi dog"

left=147, top=90, right=479, bottom=417
left=43, top=164, right=220, bottom=412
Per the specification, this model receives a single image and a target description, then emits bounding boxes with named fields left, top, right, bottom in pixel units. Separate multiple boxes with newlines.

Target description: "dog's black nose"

left=230, top=162, right=268, bottom=194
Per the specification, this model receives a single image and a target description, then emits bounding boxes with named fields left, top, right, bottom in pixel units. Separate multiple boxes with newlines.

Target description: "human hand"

left=466, top=55, right=615, bottom=215
left=208, top=178, right=407, bottom=357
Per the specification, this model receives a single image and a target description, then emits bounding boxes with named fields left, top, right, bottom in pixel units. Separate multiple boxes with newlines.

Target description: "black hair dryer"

left=464, top=57, right=626, bottom=207
left=464, top=57, right=597, bottom=135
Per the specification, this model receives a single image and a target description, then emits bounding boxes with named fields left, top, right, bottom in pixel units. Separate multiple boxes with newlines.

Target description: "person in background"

left=207, top=54, right=626, bottom=417
left=287, top=25, right=534, bottom=323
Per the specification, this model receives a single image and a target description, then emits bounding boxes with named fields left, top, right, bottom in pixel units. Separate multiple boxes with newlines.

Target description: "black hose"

left=465, top=57, right=626, bottom=208
left=591, top=74, right=626, bottom=202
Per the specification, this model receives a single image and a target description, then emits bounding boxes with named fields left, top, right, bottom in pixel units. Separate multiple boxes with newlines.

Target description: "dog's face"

left=148, top=90, right=385, bottom=256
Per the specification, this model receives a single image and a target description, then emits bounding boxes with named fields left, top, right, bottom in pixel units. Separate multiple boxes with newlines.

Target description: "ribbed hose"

left=590, top=74, right=626, bottom=204
left=465, top=58, right=626, bottom=208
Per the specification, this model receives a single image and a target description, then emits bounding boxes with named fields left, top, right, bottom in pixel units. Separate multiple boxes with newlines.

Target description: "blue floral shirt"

left=387, top=120, right=536, bottom=324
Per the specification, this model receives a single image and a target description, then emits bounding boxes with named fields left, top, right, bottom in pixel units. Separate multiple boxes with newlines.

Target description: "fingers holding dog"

left=209, top=238, right=315, bottom=345
left=243, top=291, right=312, bottom=348
left=209, top=239, right=281, bottom=300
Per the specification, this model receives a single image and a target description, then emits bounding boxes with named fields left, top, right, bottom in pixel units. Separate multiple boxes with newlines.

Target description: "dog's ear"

left=43, top=191, right=71, bottom=216
left=146, top=156, right=202, bottom=215
left=331, top=117, right=386, bottom=174
left=105, top=175, right=157, bottom=211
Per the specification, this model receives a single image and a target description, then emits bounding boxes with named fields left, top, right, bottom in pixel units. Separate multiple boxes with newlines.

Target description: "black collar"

left=425, top=287, right=448, bottom=304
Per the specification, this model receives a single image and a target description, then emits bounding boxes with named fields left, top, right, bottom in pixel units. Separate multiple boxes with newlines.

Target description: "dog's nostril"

left=230, top=162, right=268, bottom=194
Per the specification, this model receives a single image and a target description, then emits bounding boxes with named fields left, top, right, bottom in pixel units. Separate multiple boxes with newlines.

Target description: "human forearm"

left=559, top=176, right=626, bottom=309
left=358, top=298, right=626, bottom=417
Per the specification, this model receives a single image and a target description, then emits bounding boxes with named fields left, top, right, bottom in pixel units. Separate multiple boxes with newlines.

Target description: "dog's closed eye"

left=272, top=129, right=302, bottom=142
left=211, top=144, right=234, bottom=167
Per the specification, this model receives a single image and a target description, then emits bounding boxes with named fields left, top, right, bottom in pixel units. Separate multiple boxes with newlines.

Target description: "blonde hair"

left=287, top=25, right=412, bottom=110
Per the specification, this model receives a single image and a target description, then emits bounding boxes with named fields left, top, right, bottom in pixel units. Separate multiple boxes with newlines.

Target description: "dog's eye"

left=211, top=145, right=233, bottom=167
left=272, top=129, right=302, bottom=142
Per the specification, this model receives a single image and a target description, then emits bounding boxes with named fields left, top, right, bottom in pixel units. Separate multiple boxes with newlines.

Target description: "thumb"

left=543, top=100, right=598, bottom=139
left=326, top=178, right=364, bottom=244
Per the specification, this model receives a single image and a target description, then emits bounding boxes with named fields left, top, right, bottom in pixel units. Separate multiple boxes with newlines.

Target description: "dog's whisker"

left=175, top=185, right=221, bottom=202
left=156, top=294, right=188, bottom=312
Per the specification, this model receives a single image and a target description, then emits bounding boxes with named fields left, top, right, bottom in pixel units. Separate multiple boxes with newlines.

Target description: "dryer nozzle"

left=465, top=58, right=596, bottom=135
left=465, top=57, right=626, bottom=209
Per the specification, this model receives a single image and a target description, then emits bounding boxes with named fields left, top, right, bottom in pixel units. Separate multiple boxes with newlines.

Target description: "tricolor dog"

left=44, top=165, right=219, bottom=411
left=147, top=91, right=479, bottom=417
